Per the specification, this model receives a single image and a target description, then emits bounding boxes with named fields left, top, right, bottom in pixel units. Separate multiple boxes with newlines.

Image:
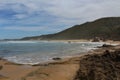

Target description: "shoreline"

left=0, top=45, right=102, bottom=66
left=0, top=44, right=98, bottom=80
left=0, top=41, right=106, bottom=65
left=2, top=39, right=120, bottom=45
left=0, top=49, right=89, bottom=66
left=0, top=41, right=120, bottom=80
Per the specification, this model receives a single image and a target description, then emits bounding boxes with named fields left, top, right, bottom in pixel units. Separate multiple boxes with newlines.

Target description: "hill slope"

left=21, top=17, right=120, bottom=40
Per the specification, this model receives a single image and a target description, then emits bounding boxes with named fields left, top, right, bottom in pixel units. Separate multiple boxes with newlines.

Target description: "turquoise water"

left=0, top=41, right=104, bottom=64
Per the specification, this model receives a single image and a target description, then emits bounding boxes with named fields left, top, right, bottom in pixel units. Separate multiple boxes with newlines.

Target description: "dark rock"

left=0, top=65, right=3, bottom=70
left=102, top=44, right=114, bottom=47
left=52, top=57, right=61, bottom=60
left=74, top=49, right=120, bottom=80
left=92, top=37, right=100, bottom=42
left=97, top=44, right=114, bottom=48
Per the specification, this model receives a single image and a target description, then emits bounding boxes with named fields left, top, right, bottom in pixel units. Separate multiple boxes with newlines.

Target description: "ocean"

left=0, top=41, right=104, bottom=65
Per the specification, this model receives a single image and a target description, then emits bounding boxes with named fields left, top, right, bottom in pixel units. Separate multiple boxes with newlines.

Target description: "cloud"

left=13, top=14, right=28, bottom=19
left=3, top=26, right=48, bottom=31
left=0, top=0, right=120, bottom=38
left=1, top=0, right=120, bottom=21
left=43, top=0, right=120, bottom=21
left=3, top=26, right=63, bottom=32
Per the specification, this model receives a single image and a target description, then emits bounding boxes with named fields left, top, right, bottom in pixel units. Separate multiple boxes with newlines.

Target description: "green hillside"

left=21, top=17, right=120, bottom=41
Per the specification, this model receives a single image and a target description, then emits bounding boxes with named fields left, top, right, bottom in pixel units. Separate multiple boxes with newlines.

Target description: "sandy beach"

left=0, top=41, right=120, bottom=80
left=0, top=54, right=80, bottom=80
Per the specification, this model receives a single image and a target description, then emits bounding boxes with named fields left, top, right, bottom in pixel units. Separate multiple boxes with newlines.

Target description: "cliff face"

left=74, top=48, right=120, bottom=80
left=21, top=17, right=120, bottom=40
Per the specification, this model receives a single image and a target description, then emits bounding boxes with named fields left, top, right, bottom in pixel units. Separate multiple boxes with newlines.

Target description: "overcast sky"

left=0, top=0, right=120, bottom=39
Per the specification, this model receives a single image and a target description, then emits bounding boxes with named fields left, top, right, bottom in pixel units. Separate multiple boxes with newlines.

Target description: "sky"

left=0, top=0, right=120, bottom=39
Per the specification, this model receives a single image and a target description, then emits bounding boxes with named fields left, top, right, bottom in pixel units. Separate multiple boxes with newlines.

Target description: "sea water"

left=0, top=41, right=104, bottom=65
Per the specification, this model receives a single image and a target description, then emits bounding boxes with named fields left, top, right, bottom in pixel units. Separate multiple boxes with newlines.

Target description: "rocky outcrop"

left=74, top=49, right=120, bottom=80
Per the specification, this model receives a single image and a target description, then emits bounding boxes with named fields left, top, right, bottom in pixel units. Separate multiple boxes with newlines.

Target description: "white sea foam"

left=5, top=41, right=39, bottom=43
left=1, top=41, right=105, bottom=65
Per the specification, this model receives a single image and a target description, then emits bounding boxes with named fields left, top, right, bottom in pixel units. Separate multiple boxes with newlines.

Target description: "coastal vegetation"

left=22, top=17, right=120, bottom=41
